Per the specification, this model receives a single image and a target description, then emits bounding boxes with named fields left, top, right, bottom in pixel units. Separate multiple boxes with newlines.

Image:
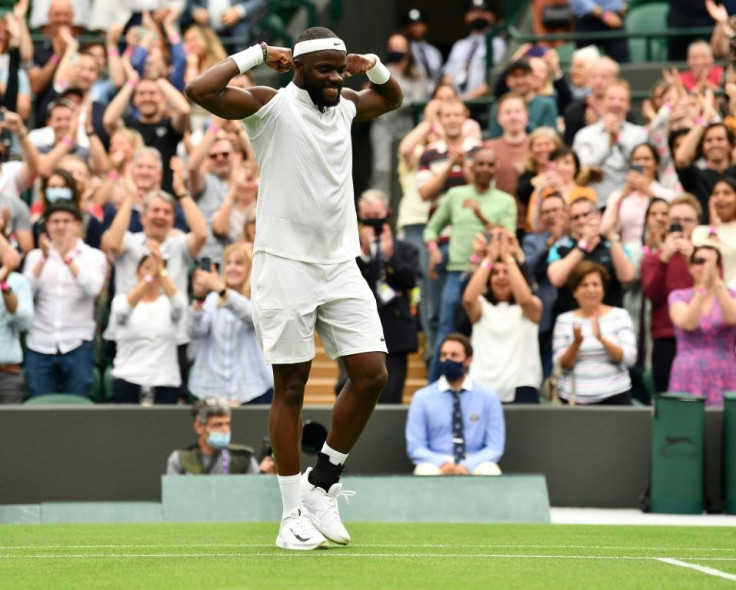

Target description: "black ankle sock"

left=308, top=452, right=344, bottom=492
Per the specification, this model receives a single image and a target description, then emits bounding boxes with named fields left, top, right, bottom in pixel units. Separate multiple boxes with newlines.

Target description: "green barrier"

left=725, top=392, right=736, bottom=515
left=650, top=393, right=705, bottom=514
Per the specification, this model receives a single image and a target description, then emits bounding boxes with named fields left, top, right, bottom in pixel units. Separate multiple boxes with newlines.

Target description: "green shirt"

left=423, top=184, right=517, bottom=272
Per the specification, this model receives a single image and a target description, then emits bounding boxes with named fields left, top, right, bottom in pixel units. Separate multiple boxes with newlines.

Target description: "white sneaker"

left=301, top=467, right=354, bottom=545
left=275, top=507, right=328, bottom=551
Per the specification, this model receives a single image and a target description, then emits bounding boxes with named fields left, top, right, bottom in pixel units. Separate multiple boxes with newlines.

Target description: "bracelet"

left=230, top=44, right=264, bottom=74
left=61, top=136, right=74, bottom=148
left=469, top=253, right=481, bottom=264
left=125, top=78, right=137, bottom=88
left=259, top=41, right=268, bottom=62
left=480, top=260, right=493, bottom=271
left=0, top=282, right=9, bottom=293
left=107, top=171, right=120, bottom=180
left=365, top=54, right=391, bottom=85
left=696, top=286, right=706, bottom=296
left=168, top=35, right=181, bottom=45
left=107, top=48, right=120, bottom=58
left=709, top=225, right=718, bottom=236
left=175, top=192, right=190, bottom=200
left=63, top=255, right=74, bottom=265
left=577, top=240, right=589, bottom=253
left=427, top=241, right=438, bottom=252
left=218, top=287, right=228, bottom=298
left=144, top=274, right=154, bottom=284
left=207, top=124, right=219, bottom=135
left=695, top=116, right=707, bottom=127
left=601, top=10, right=612, bottom=20
left=50, top=54, right=60, bottom=65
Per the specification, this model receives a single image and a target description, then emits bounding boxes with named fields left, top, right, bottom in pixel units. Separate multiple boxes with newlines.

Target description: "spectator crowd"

left=0, top=0, right=734, bottom=425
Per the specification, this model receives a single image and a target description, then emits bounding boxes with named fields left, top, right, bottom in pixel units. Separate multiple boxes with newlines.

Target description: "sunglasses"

left=570, top=212, right=592, bottom=221
left=691, top=257, right=708, bottom=265
left=209, top=152, right=232, bottom=159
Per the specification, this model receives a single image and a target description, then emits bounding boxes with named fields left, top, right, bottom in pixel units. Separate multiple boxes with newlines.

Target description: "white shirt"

left=0, top=161, right=28, bottom=201
left=469, top=299, right=542, bottom=402
left=243, top=82, right=360, bottom=264
left=572, top=120, right=649, bottom=208
left=107, top=231, right=193, bottom=344
left=23, top=239, right=107, bottom=354
left=110, top=293, right=185, bottom=387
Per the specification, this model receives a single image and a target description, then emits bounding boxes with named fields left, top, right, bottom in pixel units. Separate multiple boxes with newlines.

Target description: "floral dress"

left=668, top=288, right=736, bottom=407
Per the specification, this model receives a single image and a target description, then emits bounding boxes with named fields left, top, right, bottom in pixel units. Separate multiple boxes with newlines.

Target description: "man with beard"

left=185, top=27, right=402, bottom=551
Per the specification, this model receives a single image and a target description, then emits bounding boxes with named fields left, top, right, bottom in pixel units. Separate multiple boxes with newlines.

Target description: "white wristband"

left=230, top=45, right=264, bottom=74
left=365, top=54, right=390, bottom=85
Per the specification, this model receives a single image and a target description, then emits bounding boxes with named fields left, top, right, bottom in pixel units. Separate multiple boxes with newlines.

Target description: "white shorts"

left=251, top=252, right=387, bottom=364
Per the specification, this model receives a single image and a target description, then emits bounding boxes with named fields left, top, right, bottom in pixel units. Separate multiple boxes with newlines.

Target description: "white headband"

left=293, top=38, right=347, bottom=58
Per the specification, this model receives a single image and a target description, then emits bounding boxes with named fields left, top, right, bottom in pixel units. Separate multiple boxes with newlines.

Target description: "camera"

left=629, top=164, right=644, bottom=174
left=198, top=256, right=212, bottom=271
left=361, top=217, right=387, bottom=237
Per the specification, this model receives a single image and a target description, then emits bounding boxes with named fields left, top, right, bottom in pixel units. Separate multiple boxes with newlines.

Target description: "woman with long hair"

left=188, top=242, right=273, bottom=405
left=516, top=126, right=563, bottom=212
left=211, top=160, right=259, bottom=245
left=463, top=228, right=543, bottom=403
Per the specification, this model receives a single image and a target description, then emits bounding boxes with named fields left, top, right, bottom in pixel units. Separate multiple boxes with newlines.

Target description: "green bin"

left=650, top=393, right=705, bottom=514
left=725, top=393, right=736, bottom=514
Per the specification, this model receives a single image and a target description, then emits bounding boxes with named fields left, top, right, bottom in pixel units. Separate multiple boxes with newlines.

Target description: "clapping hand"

left=192, top=263, right=225, bottom=298
left=591, top=314, right=602, bottom=341
left=573, top=323, right=583, bottom=344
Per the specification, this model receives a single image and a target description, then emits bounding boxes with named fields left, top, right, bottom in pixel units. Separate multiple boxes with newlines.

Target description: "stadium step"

left=304, top=333, right=428, bottom=405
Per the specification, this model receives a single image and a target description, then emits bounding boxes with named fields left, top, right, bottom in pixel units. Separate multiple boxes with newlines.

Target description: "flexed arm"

left=185, top=44, right=292, bottom=120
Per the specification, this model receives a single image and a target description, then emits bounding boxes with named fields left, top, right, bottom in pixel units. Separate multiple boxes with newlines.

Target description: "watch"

left=218, top=287, right=228, bottom=298
left=159, top=269, right=169, bottom=279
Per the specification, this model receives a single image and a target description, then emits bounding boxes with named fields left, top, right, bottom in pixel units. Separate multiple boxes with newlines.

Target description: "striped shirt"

left=552, top=307, right=636, bottom=403
left=242, top=83, right=359, bottom=264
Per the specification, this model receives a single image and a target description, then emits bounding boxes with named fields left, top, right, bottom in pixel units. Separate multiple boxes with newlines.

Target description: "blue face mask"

left=207, top=430, right=231, bottom=450
left=46, top=187, right=73, bottom=203
left=438, top=359, right=466, bottom=382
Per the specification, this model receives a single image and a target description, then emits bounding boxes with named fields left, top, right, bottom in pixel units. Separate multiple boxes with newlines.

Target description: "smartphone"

left=525, top=45, right=549, bottom=58
left=38, top=218, right=46, bottom=235
left=630, top=164, right=644, bottom=174
left=483, top=231, right=493, bottom=244
left=668, top=222, right=683, bottom=234
left=198, top=256, right=212, bottom=271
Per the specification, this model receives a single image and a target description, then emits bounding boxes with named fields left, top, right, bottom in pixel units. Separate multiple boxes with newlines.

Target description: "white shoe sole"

left=275, top=535, right=329, bottom=551
left=306, top=513, right=350, bottom=545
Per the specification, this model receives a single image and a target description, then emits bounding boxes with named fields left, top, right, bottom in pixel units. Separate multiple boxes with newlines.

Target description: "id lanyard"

left=221, top=449, right=230, bottom=475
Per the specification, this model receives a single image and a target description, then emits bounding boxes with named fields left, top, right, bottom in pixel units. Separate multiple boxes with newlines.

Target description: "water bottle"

left=139, top=385, right=154, bottom=407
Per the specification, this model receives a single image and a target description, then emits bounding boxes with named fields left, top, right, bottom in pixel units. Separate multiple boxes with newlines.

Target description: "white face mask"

left=46, top=187, right=73, bottom=203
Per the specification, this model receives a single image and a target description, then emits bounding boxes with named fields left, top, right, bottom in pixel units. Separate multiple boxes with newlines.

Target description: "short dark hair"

left=294, top=27, right=338, bottom=53
left=691, top=245, right=722, bottom=267
left=441, top=332, right=473, bottom=358
left=567, top=261, right=609, bottom=293
left=550, top=145, right=580, bottom=176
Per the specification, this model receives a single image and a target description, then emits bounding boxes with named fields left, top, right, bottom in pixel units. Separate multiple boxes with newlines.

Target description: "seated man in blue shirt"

left=406, top=333, right=505, bottom=475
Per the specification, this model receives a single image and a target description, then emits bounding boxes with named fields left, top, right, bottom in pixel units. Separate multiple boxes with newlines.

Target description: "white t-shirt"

left=469, top=298, right=542, bottom=402
left=242, top=82, right=360, bottom=264
left=110, top=293, right=185, bottom=387
left=106, top=232, right=192, bottom=344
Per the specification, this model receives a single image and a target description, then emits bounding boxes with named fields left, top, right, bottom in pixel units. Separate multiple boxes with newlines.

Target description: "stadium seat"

left=90, top=366, right=104, bottom=403
left=23, top=394, right=94, bottom=406
left=555, top=42, right=575, bottom=66
left=104, top=365, right=114, bottom=403
left=625, top=3, right=669, bottom=62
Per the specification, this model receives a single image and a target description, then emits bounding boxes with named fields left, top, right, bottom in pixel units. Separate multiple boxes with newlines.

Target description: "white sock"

left=322, top=443, right=348, bottom=466
left=278, top=474, right=302, bottom=517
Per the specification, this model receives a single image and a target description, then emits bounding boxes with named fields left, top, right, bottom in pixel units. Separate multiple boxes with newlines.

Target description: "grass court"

left=2, top=522, right=736, bottom=589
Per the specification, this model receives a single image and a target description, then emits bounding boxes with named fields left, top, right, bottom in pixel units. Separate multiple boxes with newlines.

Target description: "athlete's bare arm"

left=185, top=47, right=293, bottom=120
left=342, top=54, right=403, bottom=122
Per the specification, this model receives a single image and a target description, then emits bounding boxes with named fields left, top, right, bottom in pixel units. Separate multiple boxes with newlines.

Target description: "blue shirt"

left=187, top=291, right=273, bottom=403
left=406, top=376, right=505, bottom=472
left=0, top=273, right=34, bottom=364
left=571, top=0, right=626, bottom=17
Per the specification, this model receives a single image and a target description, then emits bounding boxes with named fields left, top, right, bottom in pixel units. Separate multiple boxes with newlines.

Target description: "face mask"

left=438, top=359, right=466, bottom=382
left=386, top=51, right=407, bottom=64
left=207, top=430, right=230, bottom=450
left=46, top=187, right=73, bottom=203
left=469, top=17, right=489, bottom=31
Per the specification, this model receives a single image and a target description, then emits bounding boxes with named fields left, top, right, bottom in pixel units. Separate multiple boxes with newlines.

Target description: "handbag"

left=542, top=358, right=576, bottom=406
left=542, top=4, right=572, bottom=29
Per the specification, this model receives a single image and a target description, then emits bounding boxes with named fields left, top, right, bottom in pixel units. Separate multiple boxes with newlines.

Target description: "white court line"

left=2, top=552, right=736, bottom=563
left=656, top=558, right=736, bottom=582
left=2, top=543, right=735, bottom=552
